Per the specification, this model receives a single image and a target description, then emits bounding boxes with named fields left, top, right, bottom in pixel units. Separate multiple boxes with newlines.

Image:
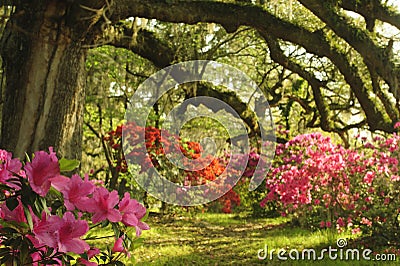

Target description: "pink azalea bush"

left=261, top=129, right=400, bottom=244
left=0, top=148, right=149, bottom=265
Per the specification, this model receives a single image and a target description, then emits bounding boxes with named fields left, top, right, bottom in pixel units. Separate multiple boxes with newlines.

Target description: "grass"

left=117, top=212, right=399, bottom=265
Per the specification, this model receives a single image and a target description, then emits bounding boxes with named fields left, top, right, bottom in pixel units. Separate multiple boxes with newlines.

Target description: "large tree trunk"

left=0, top=1, right=88, bottom=160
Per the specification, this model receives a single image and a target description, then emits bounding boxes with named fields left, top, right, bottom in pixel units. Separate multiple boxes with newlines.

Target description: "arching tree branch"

left=339, top=0, right=400, bottom=31
left=107, top=0, right=397, bottom=132
left=299, top=0, right=399, bottom=100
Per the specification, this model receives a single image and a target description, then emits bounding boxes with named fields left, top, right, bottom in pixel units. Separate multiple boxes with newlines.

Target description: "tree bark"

left=0, top=1, right=88, bottom=160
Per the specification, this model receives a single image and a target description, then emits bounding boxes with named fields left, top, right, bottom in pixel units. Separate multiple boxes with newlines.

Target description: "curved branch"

left=111, top=27, right=174, bottom=68
left=109, top=0, right=395, bottom=132
left=110, top=27, right=260, bottom=136
left=299, top=0, right=399, bottom=100
left=339, top=0, right=400, bottom=31
left=265, top=35, right=332, bottom=131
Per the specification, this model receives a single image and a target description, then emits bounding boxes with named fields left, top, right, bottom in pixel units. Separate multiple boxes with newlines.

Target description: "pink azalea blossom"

left=58, top=212, right=90, bottom=253
left=118, top=192, right=150, bottom=236
left=384, top=197, right=390, bottom=205
left=352, top=227, right=361, bottom=234
left=325, top=221, right=332, bottom=228
left=76, top=247, right=100, bottom=266
left=363, top=171, right=375, bottom=185
left=24, top=147, right=61, bottom=196
left=337, top=217, right=345, bottom=228
left=0, top=149, right=23, bottom=189
left=51, top=174, right=95, bottom=211
left=87, top=247, right=100, bottom=258
left=77, top=258, right=98, bottom=266
left=391, top=175, right=400, bottom=181
left=112, top=237, right=130, bottom=257
left=112, top=237, right=125, bottom=253
left=33, top=212, right=89, bottom=254
left=361, top=217, right=372, bottom=227
left=0, top=198, right=26, bottom=223
left=31, top=250, right=62, bottom=266
left=347, top=217, right=353, bottom=227
left=33, top=213, right=62, bottom=250
left=85, top=187, right=122, bottom=224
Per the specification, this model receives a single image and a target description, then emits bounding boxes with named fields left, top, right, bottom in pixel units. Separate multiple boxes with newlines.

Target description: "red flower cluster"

left=105, top=122, right=241, bottom=213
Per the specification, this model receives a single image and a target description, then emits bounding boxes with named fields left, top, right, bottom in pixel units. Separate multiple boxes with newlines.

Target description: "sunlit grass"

left=89, top=213, right=398, bottom=265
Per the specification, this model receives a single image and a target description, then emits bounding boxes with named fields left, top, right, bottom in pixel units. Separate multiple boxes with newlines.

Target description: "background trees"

left=0, top=0, right=399, bottom=158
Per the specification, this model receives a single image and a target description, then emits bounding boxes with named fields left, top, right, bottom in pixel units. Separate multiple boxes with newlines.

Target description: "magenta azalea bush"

left=262, top=128, right=400, bottom=245
left=0, top=148, right=149, bottom=265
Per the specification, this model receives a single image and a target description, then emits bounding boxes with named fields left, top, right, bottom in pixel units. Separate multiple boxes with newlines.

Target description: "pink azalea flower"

left=86, top=187, right=122, bottom=224
left=361, top=217, right=372, bottom=227
left=33, top=212, right=89, bottom=254
left=112, top=237, right=125, bottom=253
left=31, top=250, right=62, bottom=266
left=87, top=247, right=100, bottom=258
left=337, top=217, right=345, bottom=228
left=76, top=248, right=100, bottom=266
left=0, top=149, right=23, bottom=189
left=363, top=171, right=375, bottom=185
left=51, top=174, right=95, bottom=211
left=77, top=258, right=98, bottom=266
left=347, top=217, right=353, bottom=227
left=33, top=213, right=62, bottom=250
left=324, top=221, right=331, bottom=228
left=319, top=221, right=325, bottom=228
left=384, top=197, right=390, bottom=205
left=112, top=237, right=130, bottom=257
left=118, top=192, right=150, bottom=236
left=24, top=147, right=61, bottom=196
left=0, top=198, right=26, bottom=223
left=58, top=212, right=90, bottom=254
left=391, top=175, right=400, bottom=181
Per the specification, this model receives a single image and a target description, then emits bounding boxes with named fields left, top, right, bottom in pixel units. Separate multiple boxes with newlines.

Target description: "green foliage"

left=59, top=158, right=80, bottom=172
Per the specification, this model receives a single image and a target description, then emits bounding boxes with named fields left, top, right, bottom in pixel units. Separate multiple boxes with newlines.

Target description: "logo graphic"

left=336, top=238, right=347, bottom=248
left=123, top=60, right=275, bottom=206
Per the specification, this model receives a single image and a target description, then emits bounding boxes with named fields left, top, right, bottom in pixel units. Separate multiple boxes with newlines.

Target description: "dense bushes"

left=104, top=121, right=400, bottom=247
left=262, top=127, right=400, bottom=245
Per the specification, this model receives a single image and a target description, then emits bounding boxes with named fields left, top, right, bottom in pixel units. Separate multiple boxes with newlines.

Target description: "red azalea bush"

left=261, top=128, right=400, bottom=244
left=105, top=122, right=242, bottom=213
left=0, top=148, right=149, bottom=265
left=221, top=149, right=279, bottom=217
left=183, top=155, right=240, bottom=213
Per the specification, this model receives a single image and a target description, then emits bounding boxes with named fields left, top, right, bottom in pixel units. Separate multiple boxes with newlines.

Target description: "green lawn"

left=122, top=213, right=399, bottom=265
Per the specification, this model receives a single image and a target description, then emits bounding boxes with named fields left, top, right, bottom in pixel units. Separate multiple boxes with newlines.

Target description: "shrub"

left=0, top=148, right=149, bottom=265
left=105, top=122, right=242, bottom=213
left=261, top=131, right=400, bottom=245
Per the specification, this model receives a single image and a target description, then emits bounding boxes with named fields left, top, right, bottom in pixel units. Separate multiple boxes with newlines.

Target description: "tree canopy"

left=0, top=0, right=399, bottom=157
left=84, top=0, right=400, bottom=133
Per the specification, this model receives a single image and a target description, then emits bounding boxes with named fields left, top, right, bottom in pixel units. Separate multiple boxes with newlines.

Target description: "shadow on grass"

left=130, top=213, right=398, bottom=265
